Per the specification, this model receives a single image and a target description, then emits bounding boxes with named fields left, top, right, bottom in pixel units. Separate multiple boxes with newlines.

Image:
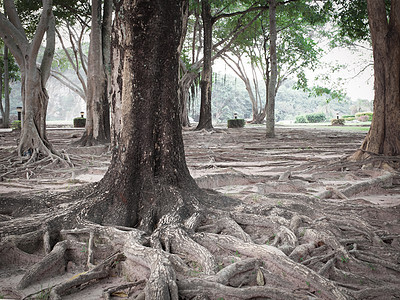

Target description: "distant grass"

left=216, top=121, right=371, bottom=132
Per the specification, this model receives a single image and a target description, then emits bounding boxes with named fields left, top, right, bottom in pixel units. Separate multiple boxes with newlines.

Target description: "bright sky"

left=214, top=45, right=374, bottom=102
left=315, top=46, right=374, bottom=101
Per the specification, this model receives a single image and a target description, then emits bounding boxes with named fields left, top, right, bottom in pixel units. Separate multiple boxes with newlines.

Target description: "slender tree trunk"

left=79, top=0, right=110, bottom=146
left=3, top=45, right=10, bottom=128
left=0, top=51, right=3, bottom=126
left=352, top=0, right=400, bottom=159
left=266, top=0, right=277, bottom=138
left=99, top=0, right=199, bottom=231
left=196, top=0, right=213, bottom=130
left=179, top=70, right=199, bottom=127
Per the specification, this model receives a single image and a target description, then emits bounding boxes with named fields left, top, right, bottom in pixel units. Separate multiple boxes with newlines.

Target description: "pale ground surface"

left=0, top=124, right=399, bottom=299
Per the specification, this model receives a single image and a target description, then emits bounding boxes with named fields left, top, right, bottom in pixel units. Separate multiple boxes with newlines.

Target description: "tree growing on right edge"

left=336, top=0, right=400, bottom=159
left=354, top=0, right=400, bottom=159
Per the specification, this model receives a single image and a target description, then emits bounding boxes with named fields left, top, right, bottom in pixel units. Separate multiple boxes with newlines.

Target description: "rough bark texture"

left=353, top=0, right=400, bottom=159
left=266, top=0, right=277, bottom=138
left=196, top=0, right=214, bottom=131
left=79, top=0, right=111, bottom=146
left=97, top=0, right=201, bottom=230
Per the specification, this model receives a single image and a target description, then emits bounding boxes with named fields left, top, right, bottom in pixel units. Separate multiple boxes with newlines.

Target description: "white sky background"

left=312, top=46, right=374, bottom=101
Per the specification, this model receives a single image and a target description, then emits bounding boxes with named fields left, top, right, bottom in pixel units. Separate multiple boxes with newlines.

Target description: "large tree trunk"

left=79, top=0, right=111, bottom=146
left=266, top=0, right=277, bottom=138
left=98, top=0, right=200, bottom=230
left=196, top=0, right=213, bottom=130
left=352, top=0, right=400, bottom=159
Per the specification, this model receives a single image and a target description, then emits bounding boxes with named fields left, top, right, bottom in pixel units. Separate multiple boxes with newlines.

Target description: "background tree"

left=0, top=0, right=58, bottom=161
left=0, top=0, right=86, bottom=161
left=79, top=0, right=112, bottom=146
left=179, top=0, right=265, bottom=128
left=0, top=40, right=20, bottom=128
left=266, top=0, right=277, bottom=137
left=222, top=0, right=326, bottom=125
left=195, top=0, right=266, bottom=130
left=0, top=44, right=10, bottom=128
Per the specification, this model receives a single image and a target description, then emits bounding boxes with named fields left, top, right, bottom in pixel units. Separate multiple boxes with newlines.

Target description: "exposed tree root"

left=1, top=128, right=400, bottom=299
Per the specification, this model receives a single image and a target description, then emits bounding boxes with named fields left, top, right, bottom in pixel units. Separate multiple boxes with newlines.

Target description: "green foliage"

left=355, top=111, right=373, bottom=121
left=305, top=112, right=326, bottom=123
left=227, top=118, right=245, bottom=128
left=0, top=43, right=21, bottom=97
left=331, top=118, right=345, bottom=126
left=11, top=120, right=21, bottom=130
left=14, top=0, right=90, bottom=38
left=208, top=73, right=252, bottom=123
left=308, top=85, right=347, bottom=102
left=295, top=115, right=307, bottom=123
left=330, top=0, right=370, bottom=44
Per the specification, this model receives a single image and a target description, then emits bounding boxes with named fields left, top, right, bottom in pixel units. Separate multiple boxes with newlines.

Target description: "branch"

left=212, top=8, right=266, bottom=62
left=50, top=70, right=86, bottom=100
left=0, top=13, right=25, bottom=65
left=56, top=27, right=78, bottom=72
left=30, top=0, right=53, bottom=70
left=4, top=0, right=27, bottom=40
left=212, top=5, right=267, bottom=24
left=40, top=11, right=55, bottom=86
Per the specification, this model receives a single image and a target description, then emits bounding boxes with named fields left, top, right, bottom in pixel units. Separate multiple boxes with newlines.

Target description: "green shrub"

left=331, top=118, right=345, bottom=126
left=342, top=115, right=355, bottom=119
left=11, top=120, right=21, bottom=130
left=227, top=119, right=245, bottom=128
left=295, top=115, right=308, bottom=123
left=305, top=113, right=326, bottom=123
left=355, top=112, right=373, bottom=121
left=73, top=117, right=86, bottom=128
left=343, top=116, right=355, bottom=121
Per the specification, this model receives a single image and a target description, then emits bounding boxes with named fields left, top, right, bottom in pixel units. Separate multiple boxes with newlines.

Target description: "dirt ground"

left=0, top=125, right=399, bottom=299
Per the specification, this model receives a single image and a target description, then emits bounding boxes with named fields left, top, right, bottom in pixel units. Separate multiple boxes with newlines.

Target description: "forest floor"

left=0, top=124, right=399, bottom=299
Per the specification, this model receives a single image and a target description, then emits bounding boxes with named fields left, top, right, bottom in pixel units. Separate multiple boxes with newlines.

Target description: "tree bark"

left=266, top=0, right=277, bottom=138
left=79, top=0, right=111, bottom=146
left=196, top=0, right=214, bottom=130
left=352, top=0, right=400, bottom=158
left=2, top=45, right=10, bottom=128
left=100, top=0, right=200, bottom=230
